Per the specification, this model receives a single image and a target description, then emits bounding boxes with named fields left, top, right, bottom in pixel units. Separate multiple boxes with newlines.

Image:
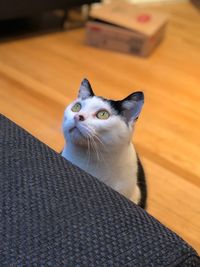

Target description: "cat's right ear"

left=121, top=91, right=144, bottom=124
left=78, top=78, right=95, bottom=99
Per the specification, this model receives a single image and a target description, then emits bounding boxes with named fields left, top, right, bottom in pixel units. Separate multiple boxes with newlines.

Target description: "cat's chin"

left=69, top=127, right=88, bottom=146
left=71, top=137, right=88, bottom=146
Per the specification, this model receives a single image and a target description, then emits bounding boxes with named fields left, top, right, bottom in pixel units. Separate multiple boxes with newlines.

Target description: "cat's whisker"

left=77, top=124, right=93, bottom=165
left=86, top=135, right=91, bottom=168
left=90, top=136, right=100, bottom=161
left=78, top=125, right=99, bottom=157
left=88, top=132, right=106, bottom=162
left=83, top=125, right=107, bottom=151
left=93, top=134, right=107, bottom=151
left=89, top=133, right=102, bottom=162
left=81, top=125, right=106, bottom=164
left=94, top=137, right=104, bottom=163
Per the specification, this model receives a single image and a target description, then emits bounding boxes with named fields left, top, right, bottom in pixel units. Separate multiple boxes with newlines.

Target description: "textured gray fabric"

left=0, top=114, right=199, bottom=267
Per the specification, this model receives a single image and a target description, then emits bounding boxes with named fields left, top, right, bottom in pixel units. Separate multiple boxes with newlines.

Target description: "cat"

left=62, top=79, right=147, bottom=209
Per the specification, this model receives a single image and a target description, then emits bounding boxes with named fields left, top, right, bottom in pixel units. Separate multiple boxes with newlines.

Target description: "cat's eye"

left=96, top=110, right=110, bottom=120
left=71, top=103, right=81, bottom=112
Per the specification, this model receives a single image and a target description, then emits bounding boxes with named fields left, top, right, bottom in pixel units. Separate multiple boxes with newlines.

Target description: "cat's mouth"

left=69, top=125, right=89, bottom=146
left=69, top=126, right=77, bottom=133
left=69, top=126, right=81, bottom=133
left=69, top=126, right=85, bottom=138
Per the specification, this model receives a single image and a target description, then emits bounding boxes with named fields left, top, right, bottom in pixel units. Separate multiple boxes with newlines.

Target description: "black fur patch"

left=137, top=155, right=147, bottom=209
left=109, top=100, right=124, bottom=115
left=96, top=97, right=124, bottom=115
left=96, top=91, right=144, bottom=118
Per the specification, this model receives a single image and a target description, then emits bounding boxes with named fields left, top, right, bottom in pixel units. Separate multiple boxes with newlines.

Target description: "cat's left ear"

left=121, top=91, right=144, bottom=124
left=78, top=78, right=95, bottom=99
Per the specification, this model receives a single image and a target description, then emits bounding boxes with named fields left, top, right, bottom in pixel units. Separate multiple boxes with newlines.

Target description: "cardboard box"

left=86, top=2, right=169, bottom=56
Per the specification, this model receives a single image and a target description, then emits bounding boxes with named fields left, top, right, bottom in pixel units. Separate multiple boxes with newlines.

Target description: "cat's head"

left=63, top=79, right=144, bottom=149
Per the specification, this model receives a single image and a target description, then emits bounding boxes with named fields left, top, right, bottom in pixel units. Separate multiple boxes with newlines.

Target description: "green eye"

left=96, top=110, right=110, bottom=120
left=71, top=103, right=81, bottom=112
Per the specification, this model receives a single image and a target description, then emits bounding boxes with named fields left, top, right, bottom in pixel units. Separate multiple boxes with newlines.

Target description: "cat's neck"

left=62, top=141, right=138, bottom=192
left=62, top=141, right=132, bottom=165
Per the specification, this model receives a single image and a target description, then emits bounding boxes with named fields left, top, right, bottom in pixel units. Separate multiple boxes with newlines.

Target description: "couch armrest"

left=0, top=114, right=199, bottom=266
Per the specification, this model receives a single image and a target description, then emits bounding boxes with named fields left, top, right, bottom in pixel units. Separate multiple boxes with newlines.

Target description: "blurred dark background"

left=0, top=0, right=100, bottom=41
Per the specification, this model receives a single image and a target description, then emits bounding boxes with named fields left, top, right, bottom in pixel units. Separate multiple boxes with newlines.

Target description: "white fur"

left=62, top=96, right=141, bottom=204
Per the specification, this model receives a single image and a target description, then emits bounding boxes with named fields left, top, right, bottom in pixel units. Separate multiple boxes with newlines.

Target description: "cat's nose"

left=74, top=114, right=85, bottom=122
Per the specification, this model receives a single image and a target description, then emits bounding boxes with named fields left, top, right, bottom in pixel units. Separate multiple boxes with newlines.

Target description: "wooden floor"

left=0, top=2, right=200, bottom=253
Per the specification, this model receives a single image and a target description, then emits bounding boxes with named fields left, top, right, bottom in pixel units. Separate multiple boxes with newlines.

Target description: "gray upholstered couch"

left=0, top=114, right=199, bottom=266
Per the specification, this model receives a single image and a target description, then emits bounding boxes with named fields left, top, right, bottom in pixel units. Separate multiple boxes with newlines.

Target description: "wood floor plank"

left=142, top=156, right=200, bottom=251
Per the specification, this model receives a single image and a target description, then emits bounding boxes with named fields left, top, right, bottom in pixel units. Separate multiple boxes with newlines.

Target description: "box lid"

left=90, top=2, right=169, bottom=37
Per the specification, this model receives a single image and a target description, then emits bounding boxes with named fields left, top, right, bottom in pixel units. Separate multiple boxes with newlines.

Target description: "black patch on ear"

left=110, top=92, right=144, bottom=120
left=94, top=97, right=124, bottom=115
left=90, top=95, right=122, bottom=114
left=90, top=91, right=144, bottom=124
left=124, top=91, right=144, bottom=103
left=134, top=117, right=139, bottom=121
left=108, top=100, right=123, bottom=115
